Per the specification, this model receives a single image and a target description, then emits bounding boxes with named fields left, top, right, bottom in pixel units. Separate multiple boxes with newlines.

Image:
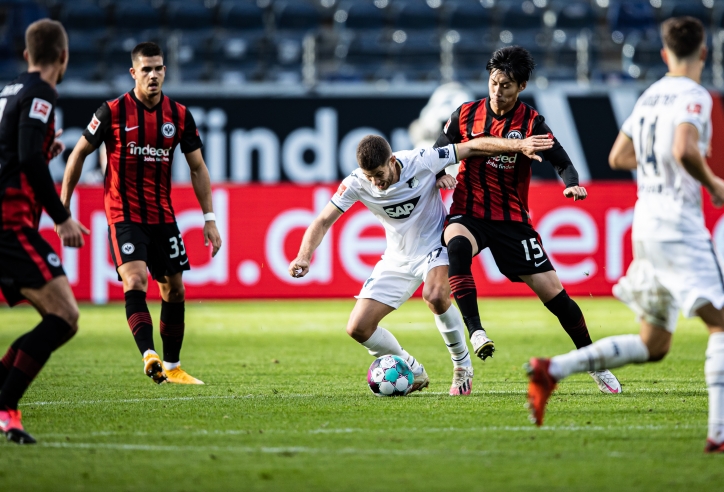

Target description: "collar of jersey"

left=129, top=89, right=165, bottom=112
left=485, top=97, right=521, bottom=120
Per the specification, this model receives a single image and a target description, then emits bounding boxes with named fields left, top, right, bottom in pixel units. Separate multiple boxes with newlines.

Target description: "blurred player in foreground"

left=289, top=134, right=553, bottom=395
left=436, top=46, right=621, bottom=394
left=526, top=18, right=724, bottom=451
left=0, top=20, right=88, bottom=444
left=61, top=42, right=221, bottom=385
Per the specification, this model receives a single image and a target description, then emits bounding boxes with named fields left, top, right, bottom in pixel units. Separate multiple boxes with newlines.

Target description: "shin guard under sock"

left=125, top=290, right=155, bottom=355
left=160, top=300, right=185, bottom=364
left=447, top=236, right=483, bottom=337
left=0, top=334, right=27, bottom=387
left=545, top=289, right=592, bottom=349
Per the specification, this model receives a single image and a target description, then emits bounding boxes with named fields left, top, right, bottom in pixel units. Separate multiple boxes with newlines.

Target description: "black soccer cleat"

left=5, top=427, right=36, bottom=445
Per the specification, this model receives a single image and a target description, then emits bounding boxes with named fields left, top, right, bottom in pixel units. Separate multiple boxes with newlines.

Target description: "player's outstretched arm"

left=61, top=135, right=96, bottom=210
left=186, top=149, right=222, bottom=257
left=455, top=135, right=553, bottom=162
left=608, top=132, right=637, bottom=171
left=673, top=123, right=724, bottom=206
left=289, top=203, right=342, bottom=278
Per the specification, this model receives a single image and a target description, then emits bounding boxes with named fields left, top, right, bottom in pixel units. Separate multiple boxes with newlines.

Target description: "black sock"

left=0, top=334, right=27, bottom=388
left=0, top=315, right=75, bottom=410
left=544, top=289, right=592, bottom=349
left=125, top=290, right=155, bottom=355
left=160, top=300, right=185, bottom=363
left=447, top=236, right=483, bottom=337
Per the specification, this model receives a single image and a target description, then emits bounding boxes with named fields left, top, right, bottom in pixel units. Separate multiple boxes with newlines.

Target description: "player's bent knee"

left=346, top=319, right=374, bottom=342
left=124, top=273, right=147, bottom=291
left=648, top=349, right=669, bottom=362
left=423, top=289, right=450, bottom=313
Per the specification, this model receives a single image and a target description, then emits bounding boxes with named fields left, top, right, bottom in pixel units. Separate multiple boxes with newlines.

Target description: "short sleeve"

left=18, top=84, right=56, bottom=132
left=620, top=114, right=634, bottom=139
left=417, top=145, right=458, bottom=174
left=180, top=109, right=203, bottom=154
left=330, top=175, right=359, bottom=213
left=673, top=89, right=712, bottom=136
left=82, top=102, right=111, bottom=148
left=435, top=105, right=463, bottom=147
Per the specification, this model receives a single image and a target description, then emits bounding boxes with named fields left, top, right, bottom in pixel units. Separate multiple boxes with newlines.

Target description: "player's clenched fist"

left=563, top=186, right=588, bottom=201
left=436, top=174, right=457, bottom=190
left=289, top=257, right=310, bottom=278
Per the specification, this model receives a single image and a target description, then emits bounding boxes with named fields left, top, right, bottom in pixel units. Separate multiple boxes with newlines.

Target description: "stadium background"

left=3, top=0, right=724, bottom=302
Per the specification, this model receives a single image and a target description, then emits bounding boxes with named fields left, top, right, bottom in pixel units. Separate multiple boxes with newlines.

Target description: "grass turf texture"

left=0, top=298, right=722, bottom=491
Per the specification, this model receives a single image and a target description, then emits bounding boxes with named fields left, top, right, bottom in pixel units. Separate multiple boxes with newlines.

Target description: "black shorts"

left=0, top=228, right=66, bottom=306
left=108, top=222, right=190, bottom=281
left=442, top=214, right=555, bottom=282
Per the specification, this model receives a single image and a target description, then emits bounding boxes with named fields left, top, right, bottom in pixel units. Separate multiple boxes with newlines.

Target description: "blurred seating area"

left=0, top=0, right=722, bottom=86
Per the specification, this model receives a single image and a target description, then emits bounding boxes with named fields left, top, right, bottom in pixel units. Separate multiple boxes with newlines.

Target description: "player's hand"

left=56, top=217, right=90, bottom=248
left=563, top=186, right=588, bottom=201
left=203, top=221, right=222, bottom=257
left=517, top=135, right=554, bottom=162
left=436, top=174, right=456, bottom=190
left=706, top=176, right=724, bottom=207
left=289, top=257, right=310, bottom=278
left=49, top=129, right=65, bottom=159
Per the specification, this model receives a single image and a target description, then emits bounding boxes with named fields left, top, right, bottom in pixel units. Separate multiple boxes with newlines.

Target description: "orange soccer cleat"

left=524, top=358, right=557, bottom=427
left=163, top=364, right=204, bottom=385
left=143, top=352, right=168, bottom=384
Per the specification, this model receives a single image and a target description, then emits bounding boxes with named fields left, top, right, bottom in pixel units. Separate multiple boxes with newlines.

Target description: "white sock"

left=706, top=332, right=724, bottom=444
left=434, top=305, right=472, bottom=368
left=164, top=360, right=180, bottom=370
left=361, top=327, right=421, bottom=374
left=549, top=334, right=649, bottom=381
left=142, top=349, right=157, bottom=359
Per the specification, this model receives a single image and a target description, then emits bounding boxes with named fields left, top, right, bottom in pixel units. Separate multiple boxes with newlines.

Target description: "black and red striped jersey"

left=436, top=98, right=577, bottom=224
left=0, top=72, right=61, bottom=230
left=82, top=90, right=202, bottom=225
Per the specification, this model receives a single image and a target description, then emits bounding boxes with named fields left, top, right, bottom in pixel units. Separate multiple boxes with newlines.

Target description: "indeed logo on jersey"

left=126, top=141, right=171, bottom=158
left=383, top=196, right=421, bottom=219
left=486, top=153, right=517, bottom=169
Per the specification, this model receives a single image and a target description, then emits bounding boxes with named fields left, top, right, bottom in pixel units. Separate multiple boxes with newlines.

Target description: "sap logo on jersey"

left=383, top=196, right=421, bottom=219
left=126, top=142, right=171, bottom=157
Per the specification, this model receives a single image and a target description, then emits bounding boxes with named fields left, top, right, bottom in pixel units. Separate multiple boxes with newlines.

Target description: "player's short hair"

left=131, top=42, right=164, bottom=63
left=486, top=46, right=535, bottom=85
left=25, top=19, right=67, bottom=66
left=356, top=135, right=392, bottom=171
left=661, top=16, right=705, bottom=59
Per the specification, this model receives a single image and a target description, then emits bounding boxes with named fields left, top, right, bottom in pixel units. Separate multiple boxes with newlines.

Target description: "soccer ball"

left=367, top=355, right=414, bottom=397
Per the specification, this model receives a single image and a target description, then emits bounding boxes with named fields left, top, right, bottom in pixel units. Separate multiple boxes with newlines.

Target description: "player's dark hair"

left=25, top=19, right=67, bottom=66
left=131, top=42, right=164, bottom=63
left=661, top=16, right=705, bottom=59
left=486, top=46, right=535, bottom=84
left=356, top=135, right=392, bottom=171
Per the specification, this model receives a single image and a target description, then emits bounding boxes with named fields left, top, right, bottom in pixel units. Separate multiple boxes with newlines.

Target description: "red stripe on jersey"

left=123, top=95, right=143, bottom=223
left=15, top=228, right=52, bottom=281
left=142, top=106, right=159, bottom=224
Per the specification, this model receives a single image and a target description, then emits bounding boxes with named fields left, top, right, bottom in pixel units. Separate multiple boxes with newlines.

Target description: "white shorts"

left=356, top=245, right=449, bottom=309
left=613, top=239, right=724, bottom=332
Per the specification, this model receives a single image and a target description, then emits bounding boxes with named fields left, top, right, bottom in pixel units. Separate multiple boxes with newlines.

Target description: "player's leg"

left=157, top=272, right=202, bottom=385
left=0, top=276, right=79, bottom=443
left=698, top=304, right=724, bottom=452
left=443, top=220, right=494, bottom=360
left=347, top=298, right=428, bottom=392
left=422, top=257, right=473, bottom=395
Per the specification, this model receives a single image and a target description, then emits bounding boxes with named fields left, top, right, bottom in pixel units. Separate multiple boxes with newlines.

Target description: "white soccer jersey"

left=621, top=75, right=713, bottom=241
left=331, top=144, right=458, bottom=261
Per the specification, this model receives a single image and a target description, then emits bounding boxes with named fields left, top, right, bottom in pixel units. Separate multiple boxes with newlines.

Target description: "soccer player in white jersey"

left=290, top=134, right=553, bottom=395
left=525, top=17, right=724, bottom=451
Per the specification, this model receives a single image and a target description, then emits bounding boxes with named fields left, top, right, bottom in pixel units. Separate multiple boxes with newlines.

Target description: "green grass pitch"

left=1, top=298, right=722, bottom=491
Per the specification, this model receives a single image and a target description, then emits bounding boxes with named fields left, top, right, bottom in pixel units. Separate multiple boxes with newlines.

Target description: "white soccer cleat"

left=449, top=366, right=473, bottom=396
left=470, top=331, right=495, bottom=361
left=588, top=370, right=622, bottom=394
left=409, top=364, right=429, bottom=394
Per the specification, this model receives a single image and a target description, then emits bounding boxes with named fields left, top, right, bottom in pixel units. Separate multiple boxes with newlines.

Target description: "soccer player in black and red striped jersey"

left=0, top=19, right=88, bottom=444
left=435, top=46, right=620, bottom=393
left=61, top=42, right=222, bottom=385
